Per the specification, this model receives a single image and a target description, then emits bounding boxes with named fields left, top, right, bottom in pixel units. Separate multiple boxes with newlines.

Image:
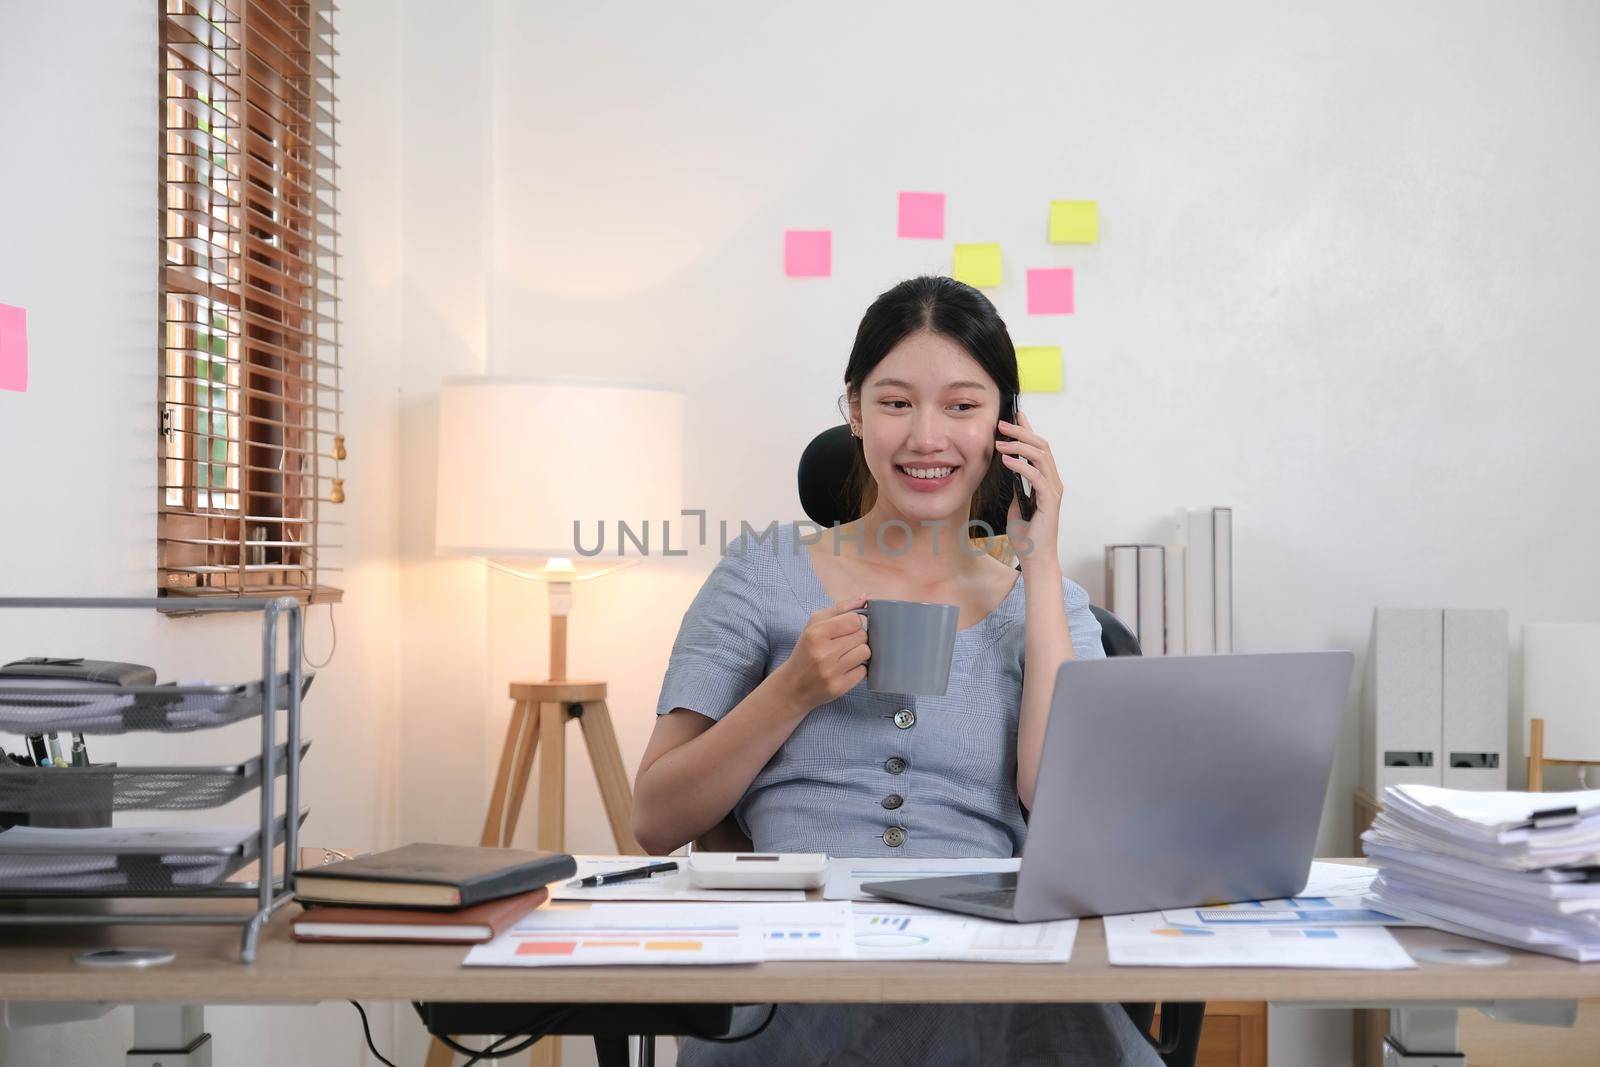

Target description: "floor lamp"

left=431, top=378, right=685, bottom=1067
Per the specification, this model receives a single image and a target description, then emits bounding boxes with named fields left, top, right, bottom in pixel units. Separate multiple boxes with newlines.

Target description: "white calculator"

left=685, top=851, right=828, bottom=890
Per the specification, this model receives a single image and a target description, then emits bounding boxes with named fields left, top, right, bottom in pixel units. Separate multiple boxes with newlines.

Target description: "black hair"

left=841, top=275, right=1021, bottom=539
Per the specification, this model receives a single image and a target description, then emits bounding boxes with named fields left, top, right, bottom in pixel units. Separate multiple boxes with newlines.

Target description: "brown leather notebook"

left=292, top=843, right=576, bottom=907
left=291, top=887, right=548, bottom=943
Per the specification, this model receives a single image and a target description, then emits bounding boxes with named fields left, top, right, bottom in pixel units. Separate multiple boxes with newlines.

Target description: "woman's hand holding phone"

left=774, top=595, right=872, bottom=712
left=995, top=408, right=1065, bottom=572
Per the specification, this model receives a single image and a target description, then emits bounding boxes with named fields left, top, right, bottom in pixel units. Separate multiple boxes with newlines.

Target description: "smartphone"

left=999, top=392, right=1037, bottom=522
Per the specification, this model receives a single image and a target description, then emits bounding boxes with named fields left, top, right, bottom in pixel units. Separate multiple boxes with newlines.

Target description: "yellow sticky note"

left=1048, top=200, right=1098, bottom=244
left=952, top=243, right=1003, bottom=288
left=1016, top=345, right=1062, bottom=393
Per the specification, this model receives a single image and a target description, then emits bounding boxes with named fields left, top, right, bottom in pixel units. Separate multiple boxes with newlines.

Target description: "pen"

left=46, top=733, right=65, bottom=769
left=567, top=860, right=679, bottom=888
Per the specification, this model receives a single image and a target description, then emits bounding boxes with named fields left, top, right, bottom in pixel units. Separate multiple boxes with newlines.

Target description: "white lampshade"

left=1524, top=623, right=1600, bottom=762
left=434, top=378, right=685, bottom=563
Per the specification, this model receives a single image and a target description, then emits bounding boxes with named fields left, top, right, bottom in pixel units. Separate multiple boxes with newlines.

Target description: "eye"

left=880, top=400, right=911, bottom=410
left=950, top=403, right=978, bottom=413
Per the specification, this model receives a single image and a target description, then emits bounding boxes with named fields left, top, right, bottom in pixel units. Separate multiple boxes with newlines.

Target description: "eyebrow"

left=868, top=378, right=992, bottom=392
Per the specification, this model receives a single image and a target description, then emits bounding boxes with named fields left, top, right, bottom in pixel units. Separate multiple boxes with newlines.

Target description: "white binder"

left=1181, top=509, right=1214, bottom=654
left=1362, top=608, right=1443, bottom=793
left=1442, top=609, right=1508, bottom=790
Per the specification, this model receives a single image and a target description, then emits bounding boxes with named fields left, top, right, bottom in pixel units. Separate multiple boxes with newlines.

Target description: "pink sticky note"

left=784, top=230, right=832, bottom=277
left=897, top=192, right=945, bottom=239
left=1027, top=269, right=1075, bottom=315
left=0, top=302, right=27, bottom=393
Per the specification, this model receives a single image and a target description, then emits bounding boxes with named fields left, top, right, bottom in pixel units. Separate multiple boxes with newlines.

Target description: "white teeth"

left=901, top=466, right=954, bottom=480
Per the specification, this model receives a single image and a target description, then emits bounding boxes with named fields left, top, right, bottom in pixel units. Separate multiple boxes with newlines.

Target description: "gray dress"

left=656, top=522, right=1160, bottom=1066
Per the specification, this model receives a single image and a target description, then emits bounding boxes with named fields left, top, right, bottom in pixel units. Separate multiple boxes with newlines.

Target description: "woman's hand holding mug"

left=775, top=594, right=871, bottom=712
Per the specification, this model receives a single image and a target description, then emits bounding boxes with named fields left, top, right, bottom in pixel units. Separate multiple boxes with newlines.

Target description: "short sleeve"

left=1064, top=577, right=1105, bottom=661
left=654, top=548, right=771, bottom=722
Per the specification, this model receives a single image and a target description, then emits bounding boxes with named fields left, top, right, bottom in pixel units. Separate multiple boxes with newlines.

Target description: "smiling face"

left=849, top=329, right=1002, bottom=528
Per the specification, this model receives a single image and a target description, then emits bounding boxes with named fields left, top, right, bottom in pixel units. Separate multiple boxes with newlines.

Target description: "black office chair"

left=799, top=423, right=1205, bottom=1067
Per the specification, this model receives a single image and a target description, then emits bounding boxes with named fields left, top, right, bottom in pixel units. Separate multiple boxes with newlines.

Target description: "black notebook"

left=292, top=844, right=576, bottom=909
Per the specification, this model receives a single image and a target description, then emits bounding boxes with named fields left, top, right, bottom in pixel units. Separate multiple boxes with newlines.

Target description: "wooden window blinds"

left=158, top=0, right=343, bottom=604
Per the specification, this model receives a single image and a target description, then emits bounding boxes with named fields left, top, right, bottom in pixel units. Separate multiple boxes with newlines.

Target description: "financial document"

left=1161, top=897, right=1411, bottom=928
left=465, top=900, right=1076, bottom=966
left=1104, top=911, right=1415, bottom=969
left=463, top=903, right=764, bottom=967
left=850, top=901, right=1076, bottom=962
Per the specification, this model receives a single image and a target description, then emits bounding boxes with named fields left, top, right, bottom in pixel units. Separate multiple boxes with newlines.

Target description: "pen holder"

left=0, top=763, right=116, bottom=831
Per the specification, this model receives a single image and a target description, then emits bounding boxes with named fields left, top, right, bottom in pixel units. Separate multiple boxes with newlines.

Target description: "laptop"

left=861, top=651, right=1353, bottom=922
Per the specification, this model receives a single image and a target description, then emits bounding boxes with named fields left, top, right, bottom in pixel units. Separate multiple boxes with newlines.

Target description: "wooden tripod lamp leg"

left=501, top=703, right=545, bottom=847
left=530, top=705, right=566, bottom=1067
left=578, top=701, right=642, bottom=855
left=1529, top=716, right=1546, bottom=793
left=537, top=701, right=567, bottom=853
left=424, top=1038, right=456, bottom=1067
left=481, top=700, right=532, bottom=848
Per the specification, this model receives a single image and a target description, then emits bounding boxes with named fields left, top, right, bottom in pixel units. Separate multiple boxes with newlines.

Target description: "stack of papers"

left=1363, top=784, right=1600, bottom=961
left=463, top=900, right=1076, bottom=968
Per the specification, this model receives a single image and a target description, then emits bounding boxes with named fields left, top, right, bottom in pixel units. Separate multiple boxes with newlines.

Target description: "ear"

left=846, top=388, right=862, bottom=429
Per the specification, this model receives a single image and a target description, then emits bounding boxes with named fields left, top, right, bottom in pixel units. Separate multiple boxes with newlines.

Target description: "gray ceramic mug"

left=854, top=599, right=960, bottom=696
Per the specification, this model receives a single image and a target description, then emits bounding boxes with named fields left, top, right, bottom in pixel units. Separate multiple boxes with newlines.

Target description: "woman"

left=633, top=276, right=1159, bottom=1065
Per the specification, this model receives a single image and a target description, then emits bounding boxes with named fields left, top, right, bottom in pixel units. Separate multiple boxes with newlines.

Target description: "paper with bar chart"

left=717, top=901, right=856, bottom=961
left=851, top=902, right=1076, bottom=962
left=1104, top=911, right=1415, bottom=969
left=463, top=904, right=763, bottom=967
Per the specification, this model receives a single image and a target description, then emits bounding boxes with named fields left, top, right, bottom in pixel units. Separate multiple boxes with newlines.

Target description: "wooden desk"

left=0, top=909, right=1596, bottom=1005
left=1, top=862, right=1596, bottom=1064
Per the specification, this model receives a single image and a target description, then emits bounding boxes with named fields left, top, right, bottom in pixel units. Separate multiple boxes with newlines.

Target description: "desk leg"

left=128, top=1005, right=211, bottom=1067
left=1384, top=1007, right=1463, bottom=1066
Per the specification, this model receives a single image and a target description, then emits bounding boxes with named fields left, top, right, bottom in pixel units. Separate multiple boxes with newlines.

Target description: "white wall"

left=0, top=0, right=404, bottom=1063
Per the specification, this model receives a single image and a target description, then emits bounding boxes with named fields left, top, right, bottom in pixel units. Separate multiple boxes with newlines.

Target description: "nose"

left=907, top=408, right=950, bottom=452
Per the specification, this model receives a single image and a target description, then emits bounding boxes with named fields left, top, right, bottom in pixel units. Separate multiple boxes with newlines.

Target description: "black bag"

left=0, top=658, right=156, bottom=687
